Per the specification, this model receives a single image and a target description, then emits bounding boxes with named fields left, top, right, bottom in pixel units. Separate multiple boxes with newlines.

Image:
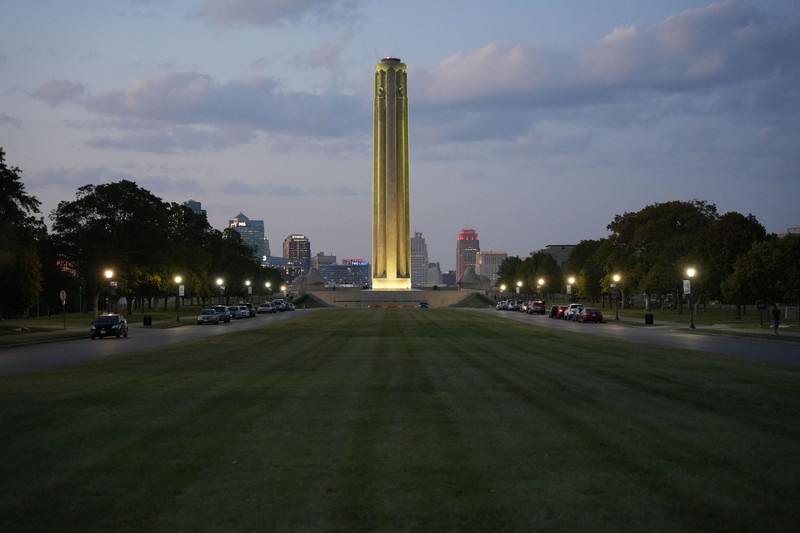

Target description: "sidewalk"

left=614, top=313, right=800, bottom=338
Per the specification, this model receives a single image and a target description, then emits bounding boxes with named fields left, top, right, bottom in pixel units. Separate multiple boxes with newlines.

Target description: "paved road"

left=481, top=309, right=800, bottom=367
left=0, top=311, right=308, bottom=377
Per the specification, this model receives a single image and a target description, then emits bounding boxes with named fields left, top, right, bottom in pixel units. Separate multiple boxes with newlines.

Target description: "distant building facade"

left=312, top=252, right=337, bottom=269
left=411, top=232, right=430, bottom=286
left=183, top=199, right=206, bottom=217
left=476, top=251, right=508, bottom=285
left=427, top=262, right=443, bottom=287
left=229, top=212, right=268, bottom=259
left=283, top=234, right=311, bottom=273
left=442, top=270, right=457, bottom=287
left=456, top=229, right=480, bottom=283
left=320, top=259, right=371, bottom=287
left=541, top=244, right=576, bottom=269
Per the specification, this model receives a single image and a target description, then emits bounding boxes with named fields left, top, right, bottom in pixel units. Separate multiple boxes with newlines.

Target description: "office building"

left=283, top=234, right=311, bottom=273
left=183, top=199, right=206, bottom=217
left=411, top=232, right=430, bottom=286
left=476, top=251, right=508, bottom=285
left=456, top=229, right=480, bottom=283
left=229, top=212, right=268, bottom=260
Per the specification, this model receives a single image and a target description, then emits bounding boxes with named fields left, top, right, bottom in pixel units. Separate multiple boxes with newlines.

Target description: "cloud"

left=69, top=71, right=366, bottom=152
left=189, top=0, right=365, bottom=27
left=417, top=1, right=800, bottom=109
left=407, top=0, right=800, bottom=151
left=0, top=113, right=22, bottom=128
left=30, top=79, right=87, bottom=106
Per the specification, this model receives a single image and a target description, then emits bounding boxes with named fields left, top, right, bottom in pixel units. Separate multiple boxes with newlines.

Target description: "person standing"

left=771, top=305, right=781, bottom=334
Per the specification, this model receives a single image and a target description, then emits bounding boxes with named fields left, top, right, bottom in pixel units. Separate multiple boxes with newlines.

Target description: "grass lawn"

left=1, top=309, right=799, bottom=531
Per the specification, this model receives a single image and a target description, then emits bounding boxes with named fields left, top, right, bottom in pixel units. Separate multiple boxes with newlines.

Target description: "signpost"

left=59, top=290, right=67, bottom=330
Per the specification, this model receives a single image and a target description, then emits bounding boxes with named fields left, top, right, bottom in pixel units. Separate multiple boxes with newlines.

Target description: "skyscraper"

left=476, top=251, right=507, bottom=285
left=456, top=229, right=480, bottom=282
left=283, top=234, right=311, bottom=273
left=372, top=57, right=411, bottom=290
left=229, top=212, right=267, bottom=260
left=183, top=199, right=206, bottom=217
left=411, top=232, right=430, bottom=286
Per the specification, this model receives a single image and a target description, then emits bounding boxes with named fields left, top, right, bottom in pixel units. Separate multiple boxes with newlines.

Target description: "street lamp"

left=216, top=278, right=224, bottom=305
left=686, top=267, right=696, bottom=330
left=516, top=280, right=522, bottom=296
left=174, top=275, right=182, bottom=322
left=567, top=276, right=575, bottom=302
left=537, top=278, right=545, bottom=302
left=104, top=269, right=114, bottom=313
left=265, top=281, right=272, bottom=299
left=245, top=280, right=252, bottom=300
left=612, top=274, right=621, bottom=320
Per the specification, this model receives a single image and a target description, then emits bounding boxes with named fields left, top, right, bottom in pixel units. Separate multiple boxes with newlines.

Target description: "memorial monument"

left=372, top=57, right=411, bottom=290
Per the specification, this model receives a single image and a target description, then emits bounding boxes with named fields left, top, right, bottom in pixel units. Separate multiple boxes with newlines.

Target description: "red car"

left=577, top=307, right=603, bottom=323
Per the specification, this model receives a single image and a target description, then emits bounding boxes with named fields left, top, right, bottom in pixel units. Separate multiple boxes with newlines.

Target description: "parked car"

left=90, top=314, right=129, bottom=339
left=496, top=300, right=508, bottom=310
left=228, top=306, right=243, bottom=319
left=418, top=300, right=429, bottom=308
left=285, top=302, right=296, bottom=311
left=578, top=307, right=603, bottom=323
left=244, top=303, right=256, bottom=317
left=550, top=305, right=568, bottom=319
left=212, top=305, right=231, bottom=323
left=565, top=304, right=583, bottom=320
left=529, top=300, right=546, bottom=314
left=237, top=305, right=250, bottom=318
left=257, top=302, right=275, bottom=314
left=272, top=299, right=287, bottom=312
left=197, top=309, right=221, bottom=325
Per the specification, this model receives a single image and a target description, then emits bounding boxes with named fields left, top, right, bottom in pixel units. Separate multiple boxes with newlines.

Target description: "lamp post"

left=612, top=274, right=621, bottom=320
left=104, top=269, right=114, bottom=313
left=500, top=284, right=506, bottom=297
left=265, top=281, right=272, bottom=300
left=174, top=275, right=182, bottom=322
left=567, top=276, right=575, bottom=303
left=516, top=281, right=522, bottom=297
left=216, top=278, right=224, bottom=305
left=537, top=278, right=545, bottom=301
left=686, top=268, right=696, bottom=330
left=245, top=280, right=252, bottom=300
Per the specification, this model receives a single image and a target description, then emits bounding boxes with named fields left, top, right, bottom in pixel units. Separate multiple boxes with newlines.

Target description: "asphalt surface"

left=2, top=308, right=798, bottom=377
left=482, top=308, right=800, bottom=367
left=0, top=311, right=308, bottom=377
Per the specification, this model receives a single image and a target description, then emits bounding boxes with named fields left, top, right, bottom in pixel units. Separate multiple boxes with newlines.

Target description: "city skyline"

left=2, top=1, right=798, bottom=272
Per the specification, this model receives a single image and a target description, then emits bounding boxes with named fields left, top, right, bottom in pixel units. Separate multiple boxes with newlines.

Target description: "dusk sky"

left=2, top=0, right=798, bottom=271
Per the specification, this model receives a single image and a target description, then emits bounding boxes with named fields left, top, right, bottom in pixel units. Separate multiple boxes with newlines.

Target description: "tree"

left=702, top=212, right=766, bottom=317
left=723, top=236, right=800, bottom=307
left=606, top=200, right=718, bottom=311
left=0, top=148, right=44, bottom=318
left=50, top=180, right=173, bottom=314
left=565, top=239, right=609, bottom=301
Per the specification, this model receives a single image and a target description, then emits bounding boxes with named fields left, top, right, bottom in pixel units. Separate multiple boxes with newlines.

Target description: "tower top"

left=382, top=57, right=401, bottom=63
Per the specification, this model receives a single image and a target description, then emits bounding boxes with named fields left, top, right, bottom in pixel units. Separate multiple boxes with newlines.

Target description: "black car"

left=90, top=314, right=129, bottom=339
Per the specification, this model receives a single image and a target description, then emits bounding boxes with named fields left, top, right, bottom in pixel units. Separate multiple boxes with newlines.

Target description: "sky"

left=1, top=0, right=798, bottom=272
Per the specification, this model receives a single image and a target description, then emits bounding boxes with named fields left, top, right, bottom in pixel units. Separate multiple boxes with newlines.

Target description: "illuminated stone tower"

left=372, top=57, right=411, bottom=290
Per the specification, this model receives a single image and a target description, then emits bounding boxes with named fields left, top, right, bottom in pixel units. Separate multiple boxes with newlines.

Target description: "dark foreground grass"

left=1, top=309, right=799, bottom=532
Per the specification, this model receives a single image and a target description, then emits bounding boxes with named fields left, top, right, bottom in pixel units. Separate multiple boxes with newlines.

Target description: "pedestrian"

left=771, top=304, right=781, bottom=334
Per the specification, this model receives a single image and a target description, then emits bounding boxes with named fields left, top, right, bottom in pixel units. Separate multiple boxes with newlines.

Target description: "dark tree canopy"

left=0, top=148, right=44, bottom=317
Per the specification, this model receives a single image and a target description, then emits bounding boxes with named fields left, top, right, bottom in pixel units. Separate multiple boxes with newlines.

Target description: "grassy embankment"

left=1, top=308, right=799, bottom=531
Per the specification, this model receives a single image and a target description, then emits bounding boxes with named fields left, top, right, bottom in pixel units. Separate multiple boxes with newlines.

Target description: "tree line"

left=497, top=199, right=799, bottom=313
left=0, top=147, right=282, bottom=319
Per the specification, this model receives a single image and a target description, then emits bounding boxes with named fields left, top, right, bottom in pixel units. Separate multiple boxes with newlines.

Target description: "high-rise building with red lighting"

left=456, top=229, right=480, bottom=282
